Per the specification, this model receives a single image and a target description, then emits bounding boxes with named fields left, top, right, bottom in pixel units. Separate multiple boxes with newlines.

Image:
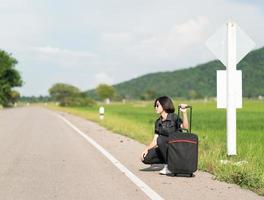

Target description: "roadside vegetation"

left=0, top=50, right=22, bottom=107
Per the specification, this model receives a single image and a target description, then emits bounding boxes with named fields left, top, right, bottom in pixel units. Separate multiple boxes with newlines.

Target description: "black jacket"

left=154, top=113, right=182, bottom=137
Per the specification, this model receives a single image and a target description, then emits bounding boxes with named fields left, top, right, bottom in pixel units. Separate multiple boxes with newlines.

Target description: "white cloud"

left=32, top=46, right=96, bottom=58
left=24, top=46, right=98, bottom=70
left=94, top=72, right=114, bottom=86
left=116, top=16, right=210, bottom=66
left=102, top=33, right=133, bottom=45
left=163, top=16, right=210, bottom=53
left=0, top=0, right=30, bottom=9
left=168, top=16, right=210, bottom=44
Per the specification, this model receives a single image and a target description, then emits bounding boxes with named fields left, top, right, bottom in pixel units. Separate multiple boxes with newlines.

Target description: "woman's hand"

left=141, top=149, right=149, bottom=161
left=179, top=103, right=189, bottom=129
left=141, top=135, right=157, bottom=161
left=179, top=103, right=188, bottom=113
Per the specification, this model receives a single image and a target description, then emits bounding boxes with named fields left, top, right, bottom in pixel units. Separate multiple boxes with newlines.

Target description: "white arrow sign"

left=206, top=22, right=255, bottom=156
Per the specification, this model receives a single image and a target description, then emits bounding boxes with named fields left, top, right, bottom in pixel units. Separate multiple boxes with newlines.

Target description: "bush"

left=61, top=96, right=96, bottom=107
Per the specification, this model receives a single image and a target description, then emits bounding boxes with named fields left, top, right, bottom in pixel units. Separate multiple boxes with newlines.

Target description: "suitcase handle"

left=177, top=105, right=192, bottom=133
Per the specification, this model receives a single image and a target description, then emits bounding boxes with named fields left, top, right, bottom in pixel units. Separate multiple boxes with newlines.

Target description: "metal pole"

left=226, top=22, right=237, bottom=155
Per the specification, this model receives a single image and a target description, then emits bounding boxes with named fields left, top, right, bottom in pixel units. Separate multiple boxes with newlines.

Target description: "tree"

left=141, top=89, right=156, bottom=100
left=187, top=90, right=203, bottom=99
left=8, top=90, right=20, bottom=105
left=0, top=50, right=23, bottom=107
left=49, top=83, right=95, bottom=107
left=49, top=83, right=80, bottom=106
left=63, top=96, right=95, bottom=107
left=96, top=84, right=115, bottom=101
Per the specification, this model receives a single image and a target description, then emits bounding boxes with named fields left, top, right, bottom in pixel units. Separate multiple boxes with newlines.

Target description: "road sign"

left=206, top=21, right=255, bottom=156
left=217, top=70, right=242, bottom=108
left=206, top=23, right=255, bottom=67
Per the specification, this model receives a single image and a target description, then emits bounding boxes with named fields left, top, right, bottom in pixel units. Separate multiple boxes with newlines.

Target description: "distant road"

left=0, top=107, right=263, bottom=200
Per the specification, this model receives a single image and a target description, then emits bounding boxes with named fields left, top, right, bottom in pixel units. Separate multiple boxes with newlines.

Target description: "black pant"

left=142, top=135, right=169, bottom=164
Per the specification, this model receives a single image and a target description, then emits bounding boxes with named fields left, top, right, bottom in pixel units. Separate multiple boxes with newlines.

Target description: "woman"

left=141, top=96, right=189, bottom=175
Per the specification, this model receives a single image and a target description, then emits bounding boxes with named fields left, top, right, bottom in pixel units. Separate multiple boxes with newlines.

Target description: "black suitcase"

left=167, top=105, right=198, bottom=177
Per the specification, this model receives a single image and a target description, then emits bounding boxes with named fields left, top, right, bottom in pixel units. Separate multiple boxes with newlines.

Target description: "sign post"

left=226, top=22, right=237, bottom=155
left=206, top=21, right=255, bottom=156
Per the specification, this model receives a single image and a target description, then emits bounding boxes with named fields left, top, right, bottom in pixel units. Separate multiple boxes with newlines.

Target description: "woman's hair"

left=154, top=96, right=175, bottom=113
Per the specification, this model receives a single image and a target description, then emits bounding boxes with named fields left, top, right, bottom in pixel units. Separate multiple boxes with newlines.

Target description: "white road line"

left=56, top=114, right=164, bottom=200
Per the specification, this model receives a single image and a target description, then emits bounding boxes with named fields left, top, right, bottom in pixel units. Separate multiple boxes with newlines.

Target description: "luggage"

left=167, top=105, right=198, bottom=177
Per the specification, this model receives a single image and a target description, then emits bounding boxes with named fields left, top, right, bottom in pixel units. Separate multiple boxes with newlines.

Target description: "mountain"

left=88, top=47, right=264, bottom=99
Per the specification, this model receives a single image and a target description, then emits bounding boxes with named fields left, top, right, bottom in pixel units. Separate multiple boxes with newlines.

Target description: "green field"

left=48, top=99, right=264, bottom=195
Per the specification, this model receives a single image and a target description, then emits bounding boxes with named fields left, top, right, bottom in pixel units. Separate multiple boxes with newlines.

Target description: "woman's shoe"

left=159, top=164, right=171, bottom=175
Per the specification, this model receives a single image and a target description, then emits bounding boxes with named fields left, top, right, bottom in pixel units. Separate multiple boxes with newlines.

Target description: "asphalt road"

left=0, top=107, right=263, bottom=200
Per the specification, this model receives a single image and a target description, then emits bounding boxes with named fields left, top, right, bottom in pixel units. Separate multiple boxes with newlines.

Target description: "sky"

left=0, top=0, right=263, bottom=96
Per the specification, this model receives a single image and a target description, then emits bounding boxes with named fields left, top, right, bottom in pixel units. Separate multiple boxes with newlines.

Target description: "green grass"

left=48, top=99, right=264, bottom=195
